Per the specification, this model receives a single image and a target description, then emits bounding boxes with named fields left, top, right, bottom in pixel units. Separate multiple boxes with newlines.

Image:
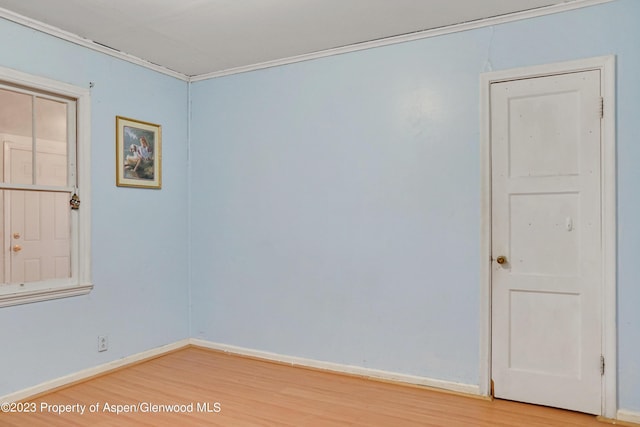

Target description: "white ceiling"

left=0, top=0, right=582, bottom=77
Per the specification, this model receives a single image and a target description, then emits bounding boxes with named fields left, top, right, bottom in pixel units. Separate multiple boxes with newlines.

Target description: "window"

left=0, top=66, right=91, bottom=307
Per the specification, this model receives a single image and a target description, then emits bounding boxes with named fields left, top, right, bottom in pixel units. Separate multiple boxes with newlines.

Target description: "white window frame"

left=0, top=66, right=92, bottom=307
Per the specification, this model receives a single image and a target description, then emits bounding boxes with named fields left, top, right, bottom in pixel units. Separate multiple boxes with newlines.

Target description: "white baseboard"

left=0, top=339, right=190, bottom=403
left=189, top=338, right=482, bottom=397
left=5, top=336, right=635, bottom=424
left=618, top=409, right=640, bottom=424
left=29, top=337, right=640, bottom=419
left=0, top=338, right=481, bottom=403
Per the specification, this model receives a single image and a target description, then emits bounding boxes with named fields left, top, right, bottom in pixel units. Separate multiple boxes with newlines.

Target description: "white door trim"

left=479, top=55, right=616, bottom=418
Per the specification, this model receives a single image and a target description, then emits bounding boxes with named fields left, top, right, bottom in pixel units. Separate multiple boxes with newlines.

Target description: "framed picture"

left=116, top=116, right=162, bottom=189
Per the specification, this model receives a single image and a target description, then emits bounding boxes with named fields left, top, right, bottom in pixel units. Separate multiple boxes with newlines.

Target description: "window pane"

left=0, top=88, right=33, bottom=184
left=4, top=190, right=71, bottom=284
left=36, top=97, right=68, bottom=186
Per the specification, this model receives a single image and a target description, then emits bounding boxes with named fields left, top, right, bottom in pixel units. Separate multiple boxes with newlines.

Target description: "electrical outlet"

left=98, top=335, right=108, bottom=352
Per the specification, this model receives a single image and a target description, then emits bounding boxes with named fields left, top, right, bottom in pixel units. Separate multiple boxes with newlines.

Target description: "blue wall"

left=0, top=20, right=190, bottom=394
left=190, top=0, right=639, bottom=412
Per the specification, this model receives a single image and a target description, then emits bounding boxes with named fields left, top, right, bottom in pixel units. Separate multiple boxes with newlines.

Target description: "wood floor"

left=0, top=346, right=631, bottom=426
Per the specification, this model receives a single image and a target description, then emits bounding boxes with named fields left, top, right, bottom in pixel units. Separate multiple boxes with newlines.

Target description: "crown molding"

left=190, top=0, right=614, bottom=82
left=0, top=0, right=615, bottom=83
left=0, top=7, right=189, bottom=81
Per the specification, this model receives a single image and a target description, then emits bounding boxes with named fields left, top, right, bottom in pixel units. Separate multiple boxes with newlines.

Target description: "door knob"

left=12, top=245, right=22, bottom=252
left=496, top=255, right=507, bottom=265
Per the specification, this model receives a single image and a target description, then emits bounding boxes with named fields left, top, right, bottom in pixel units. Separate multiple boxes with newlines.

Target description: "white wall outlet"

left=98, top=335, right=108, bottom=352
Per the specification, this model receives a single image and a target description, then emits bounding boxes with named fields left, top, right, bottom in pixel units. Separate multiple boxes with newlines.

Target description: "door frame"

left=479, top=55, right=616, bottom=418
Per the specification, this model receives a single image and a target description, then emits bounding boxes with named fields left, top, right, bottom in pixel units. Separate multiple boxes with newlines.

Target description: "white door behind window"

left=7, top=146, right=69, bottom=283
left=491, top=70, right=602, bottom=414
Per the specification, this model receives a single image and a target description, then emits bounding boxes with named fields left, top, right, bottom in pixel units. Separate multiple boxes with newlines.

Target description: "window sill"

left=0, top=283, right=93, bottom=308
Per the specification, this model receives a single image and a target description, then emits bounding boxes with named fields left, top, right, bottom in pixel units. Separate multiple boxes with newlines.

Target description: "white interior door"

left=491, top=70, right=602, bottom=414
left=7, top=146, right=69, bottom=283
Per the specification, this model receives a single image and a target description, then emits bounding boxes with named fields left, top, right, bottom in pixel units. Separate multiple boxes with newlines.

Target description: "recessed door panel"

left=509, top=193, right=580, bottom=277
left=509, top=290, right=581, bottom=377
left=509, top=92, right=580, bottom=178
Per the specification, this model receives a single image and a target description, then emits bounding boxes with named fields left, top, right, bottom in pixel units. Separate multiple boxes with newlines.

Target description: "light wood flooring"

left=0, top=346, right=634, bottom=426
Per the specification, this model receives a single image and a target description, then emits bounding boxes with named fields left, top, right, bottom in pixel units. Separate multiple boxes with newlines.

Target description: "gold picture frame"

left=116, top=116, right=162, bottom=189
